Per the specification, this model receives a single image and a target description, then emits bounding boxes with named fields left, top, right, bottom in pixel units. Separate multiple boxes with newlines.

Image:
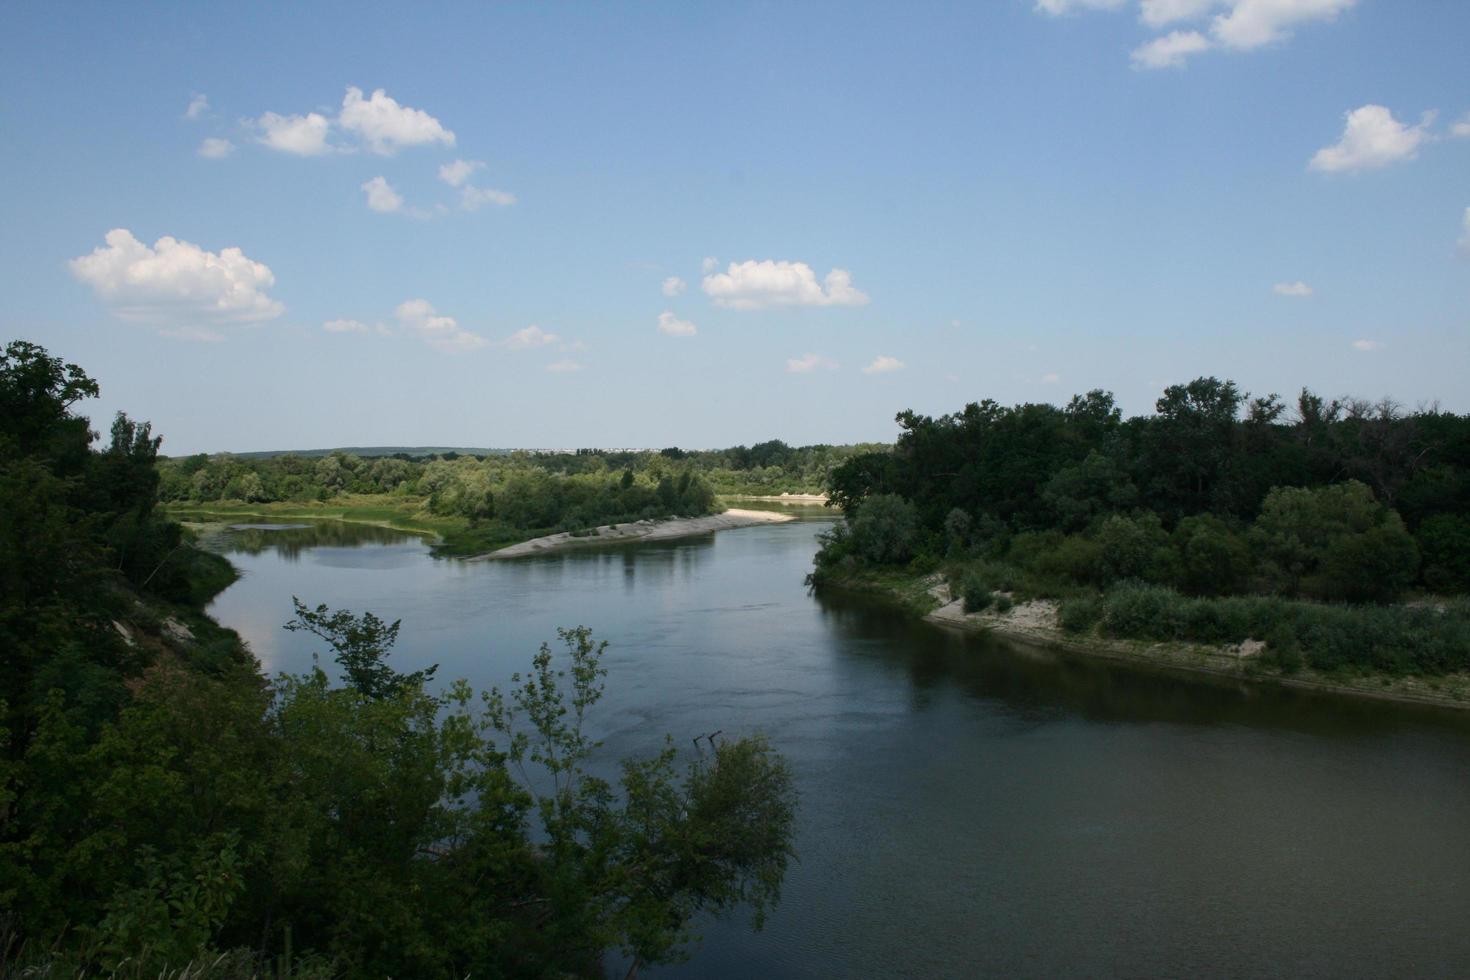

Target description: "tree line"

left=1, top=341, right=796, bottom=977
left=812, top=379, right=1470, bottom=675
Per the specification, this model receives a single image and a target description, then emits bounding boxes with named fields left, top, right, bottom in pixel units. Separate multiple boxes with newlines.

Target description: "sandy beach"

left=471, top=508, right=797, bottom=560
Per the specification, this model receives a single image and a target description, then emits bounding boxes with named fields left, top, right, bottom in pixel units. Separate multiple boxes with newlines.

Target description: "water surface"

left=205, top=518, right=1470, bottom=978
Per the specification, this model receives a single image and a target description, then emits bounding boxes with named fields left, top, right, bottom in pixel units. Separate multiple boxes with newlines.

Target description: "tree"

left=285, top=598, right=437, bottom=700
left=848, top=493, right=920, bottom=565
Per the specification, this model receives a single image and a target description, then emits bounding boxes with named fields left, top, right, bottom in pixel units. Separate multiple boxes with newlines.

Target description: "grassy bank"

left=811, top=563, right=1470, bottom=709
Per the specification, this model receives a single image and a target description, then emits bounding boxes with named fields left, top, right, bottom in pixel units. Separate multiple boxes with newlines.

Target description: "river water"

left=203, top=515, right=1470, bottom=979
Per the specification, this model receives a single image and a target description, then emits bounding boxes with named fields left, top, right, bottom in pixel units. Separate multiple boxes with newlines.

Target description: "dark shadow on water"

left=813, top=589, right=1470, bottom=740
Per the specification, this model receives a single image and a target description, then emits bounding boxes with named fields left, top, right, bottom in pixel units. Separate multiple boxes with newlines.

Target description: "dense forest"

left=813, top=380, right=1470, bottom=676
left=0, top=341, right=796, bottom=977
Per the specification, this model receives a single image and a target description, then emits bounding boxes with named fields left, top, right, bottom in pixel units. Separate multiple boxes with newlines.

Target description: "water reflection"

left=193, top=520, right=423, bottom=561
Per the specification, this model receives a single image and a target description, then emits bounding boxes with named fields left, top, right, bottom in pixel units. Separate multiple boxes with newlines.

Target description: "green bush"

left=960, top=571, right=993, bottom=612
left=992, top=593, right=1014, bottom=614
left=1058, top=596, right=1104, bottom=633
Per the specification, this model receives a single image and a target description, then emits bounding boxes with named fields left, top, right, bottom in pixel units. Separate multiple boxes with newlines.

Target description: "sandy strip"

left=471, top=508, right=797, bottom=560
left=722, top=493, right=829, bottom=504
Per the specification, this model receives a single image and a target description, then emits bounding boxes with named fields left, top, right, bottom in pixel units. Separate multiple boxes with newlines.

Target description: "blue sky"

left=1, top=0, right=1467, bottom=455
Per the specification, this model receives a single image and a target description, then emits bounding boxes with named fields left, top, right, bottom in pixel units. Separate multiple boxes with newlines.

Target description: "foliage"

left=1, top=341, right=799, bottom=977
left=847, top=493, right=920, bottom=565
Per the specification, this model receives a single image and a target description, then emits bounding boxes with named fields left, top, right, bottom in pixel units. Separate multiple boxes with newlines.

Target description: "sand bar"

left=471, top=508, right=797, bottom=560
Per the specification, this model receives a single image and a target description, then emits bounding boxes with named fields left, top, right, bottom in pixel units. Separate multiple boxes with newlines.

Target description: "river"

left=202, top=514, right=1470, bottom=978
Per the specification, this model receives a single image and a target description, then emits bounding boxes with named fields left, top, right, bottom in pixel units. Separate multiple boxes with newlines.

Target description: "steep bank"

left=471, top=508, right=796, bottom=559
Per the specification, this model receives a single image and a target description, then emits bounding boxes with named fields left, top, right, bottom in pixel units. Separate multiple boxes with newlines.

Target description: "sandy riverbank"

left=920, top=579, right=1470, bottom=710
left=720, top=493, right=829, bottom=504
left=471, top=508, right=797, bottom=560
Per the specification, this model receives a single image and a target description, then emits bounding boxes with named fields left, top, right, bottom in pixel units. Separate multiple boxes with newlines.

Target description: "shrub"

left=992, top=594, right=1014, bottom=614
left=1058, top=596, right=1104, bottom=633
left=960, top=571, right=993, bottom=613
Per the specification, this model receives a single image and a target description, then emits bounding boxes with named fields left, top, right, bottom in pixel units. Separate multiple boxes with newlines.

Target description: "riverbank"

left=719, top=493, right=830, bottom=504
left=815, top=570, right=1470, bottom=710
left=470, top=508, right=796, bottom=559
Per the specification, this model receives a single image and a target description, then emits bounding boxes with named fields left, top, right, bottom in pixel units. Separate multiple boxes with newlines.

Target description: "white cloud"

left=661, top=276, right=687, bottom=297
left=197, top=137, right=234, bottom=159
left=657, top=311, right=697, bottom=337
left=460, top=185, right=516, bottom=210
left=786, top=353, right=839, bottom=373
left=1309, top=105, right=1435, bottom=173
left=254, top=111, right=332, bottom=156
left=862, top=355, right=905, bottom=375
left=702, top=260, right=869, bottom=310
left=1034, top=0, right=1127, bottom=14
left=438, top=159, right=483, bottom=187
left=1040, top=0, right=1354, bottom=67
left=339, top=86, right=454, bottom=155
left=503, top=325, right=560, bottom=349
left=1273, top=280, right=1314, bottom=297
left=70, top=228, right=284, bottom=325
left=1458, top=207, right=1470, bottom=254
left=1350, top=339, right=1382, bottom=351
left=1131, top=30, right=1211, bottom=68
left=184, top=94, right=209, bottom=120
left=361, top=176, right=404, bottom=213
left=701, top=256, right=719, bottom=274
left=1211, top=0, right=1356, bottom=50
left=1040, top=371, right=1062, bottom=383
left=323, top=318, right=371, bottom=333
left=1452, top=113, right=1470, bottom=139
left=395, top=298, right=487, bottom=353
left=1140, top=0, right=1221, bottom=27
left=546, top=360, right=585, bottom=373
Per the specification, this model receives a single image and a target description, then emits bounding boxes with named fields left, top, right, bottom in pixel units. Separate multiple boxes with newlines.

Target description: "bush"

left=1419, top=515, right=1470, bottom=592
left=992, top=593, right=1014, bottom=614
left=960, top=571, right=993, bottom=613
left=1058, top=596, right=1104, bottom=633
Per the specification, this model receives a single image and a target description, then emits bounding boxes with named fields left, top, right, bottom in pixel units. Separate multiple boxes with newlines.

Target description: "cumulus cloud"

left=1140, top=0, right=1219, bottom=27
left=1131, top=30, right=1211, bottom=68
left=437, top=159, right=514, bottom=210
left=701, top=256, right=719, bottom=274
left=340, top=86, right=455, bottom=155
left=184, top=94, right=209, bottom=120
left=323, top=318, right=371, bottom=333
left=862, top=355, right=905, bottom=375
left=254, top=111, right=332, bottom=155
left=503, top=325, right=560, bottom=349
left=702, top=260, right=869, bottom=310
left=657, top=311, right=697, bottom=337
left=1273, top=280, right=1314, bottom=297
left=70, top=228, right=284, bottom=326
left=546, top=360, right=585, bottom=373
left=786, top=353, right=839, bottom=373
left=438, top=159, right=483, bottom=187
left=361, top=176, right=404, bottom=213
left=1040, top=0, right=1355, bottom=68
left=1309, top=105, right=1435, bottom=173
left=197, top=137, right=234, bottom=159
left=1453, top=113, right=1470, bottom=139
left=1350, top=339, right=1382, bottom=351
left=460, top=185, right=516, bottom=210
left=1211, top=0, right=1356, bottom=50
left=661, top=276, right=687, bottom=297
left=395, top=298, right=487, bottom=353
